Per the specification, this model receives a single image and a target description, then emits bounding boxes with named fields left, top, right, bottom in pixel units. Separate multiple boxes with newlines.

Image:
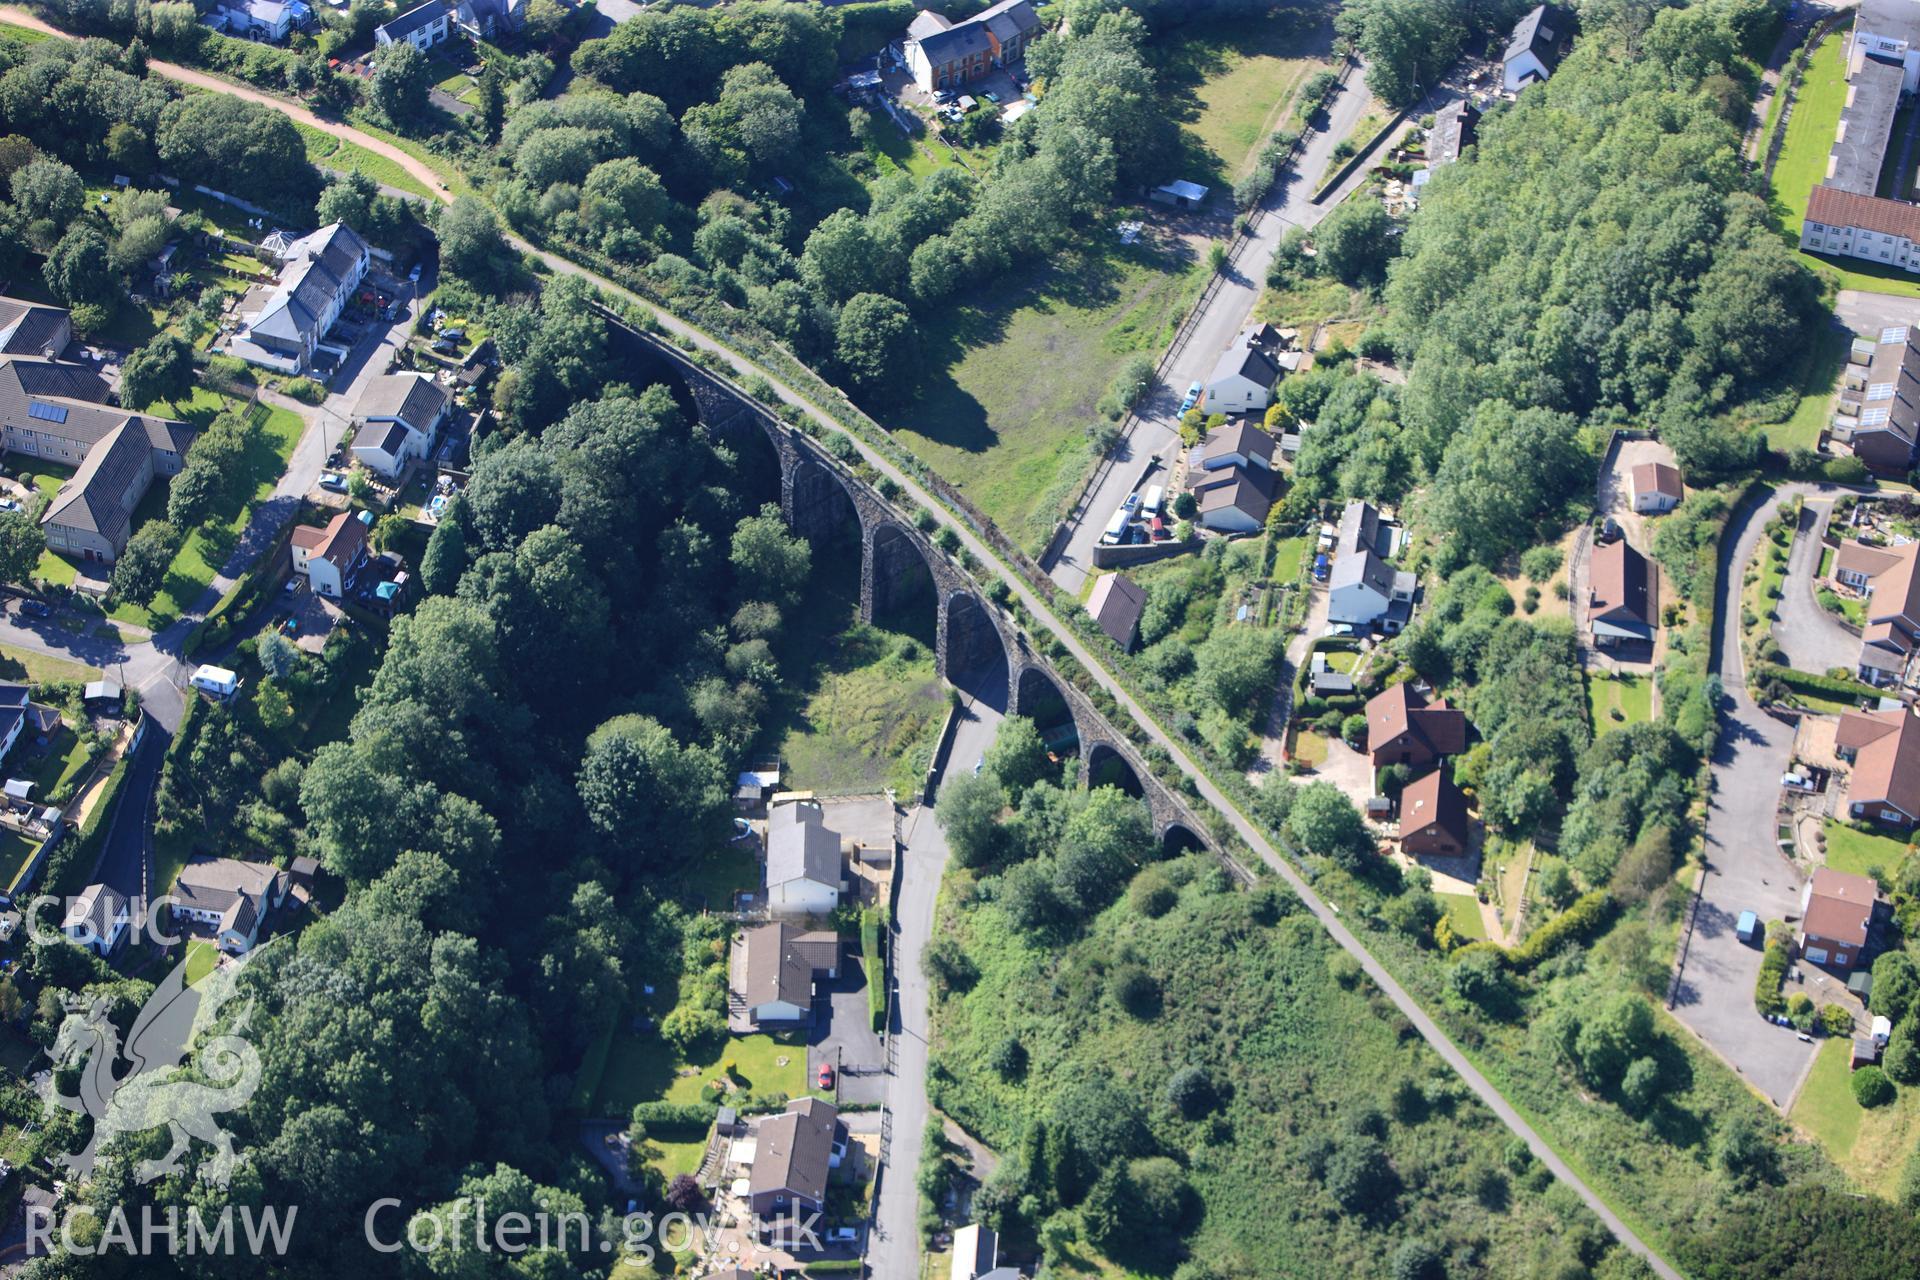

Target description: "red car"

left=818, top=1063, right=835, bottom=1089
left=1150, top=516, right=1169, bottom=541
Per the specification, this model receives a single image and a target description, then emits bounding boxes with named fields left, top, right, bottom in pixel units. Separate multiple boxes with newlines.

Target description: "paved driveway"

left=1668, top=484, right=1831, bottom=1106
left=810, top=953, right=887, bottom=1107
left=1770, top=498, right=1859, bottom=677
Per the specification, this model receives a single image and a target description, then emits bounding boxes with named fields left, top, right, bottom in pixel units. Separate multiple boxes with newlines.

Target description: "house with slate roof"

left=172, top=857, right=289, bottom=955
left=351, top=372, right=451, bottom=478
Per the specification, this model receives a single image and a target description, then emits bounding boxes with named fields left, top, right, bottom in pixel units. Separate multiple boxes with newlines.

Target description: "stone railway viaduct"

left=611, top=314, right=1213, bottom=856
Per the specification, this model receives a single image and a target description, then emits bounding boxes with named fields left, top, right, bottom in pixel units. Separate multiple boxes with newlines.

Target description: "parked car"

left=431, top=338, right=458, bottom=355
left=1150, top=516, right=1168, bottom=541
left=827, top=1227, right=858, bottom=1244
left=1782, top=772, right=1815, bottom=793
left=17, top=600, right=49, bottom=618
left=0, top=499, right=20, bottom=513
left=1179, top=380, right=1204, bottom=414
left=817, top=1063, right=834, bottom=1089
left=1735, top=910, right=1760, bottom=944
left=319, top=472, right=349, bottom=493
left=1122, top=492, right=1141, bottom=514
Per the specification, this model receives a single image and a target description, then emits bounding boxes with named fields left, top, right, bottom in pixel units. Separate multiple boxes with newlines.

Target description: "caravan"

left=190, top=665, right=238, bottom=700
left=1100, top=505, right=1132, bottom=546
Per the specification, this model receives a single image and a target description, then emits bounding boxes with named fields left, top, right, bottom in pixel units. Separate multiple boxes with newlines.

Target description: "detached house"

left=1502, top=4, right=1575, bottom=92
left=172, top=858, right=289, bottom=955
left=736, top=922, right=839, bottom=1028
left=764, top=802, right=844, bottom=918
left=376, top=0, right=451, bottom=49
left=1426, top=100, right=1479, bottom=168
left=1365, top=682, right=1467, bottom=770
left=291, top=510, right=371, bottom=600
left=1086, top=572, right=1147, bottom=650
left=1630, top=462, right=1683, bottom=513
left=351, top=372, right=451, bottom=479
left=1836, top=705, right=1920, bottom=824
left=1587, top=540, right=1657, bottom=649
left=747, top=1097, right=843, bottom=1221
left=1834, top=539, right=1920, bottom=685
left=1205, top=345, right=1279, bottom=415
left=63, top=883, right=129, bottom=957
left=0, top=352, right=193, bottom=564
left=904, top=1, right=1041, bottom=94
left=1328, top=500, right=1415, bottom=633
left=1798, top=867, right=1879, bottom=972
left=1399, top=769, right=1469, bottom=857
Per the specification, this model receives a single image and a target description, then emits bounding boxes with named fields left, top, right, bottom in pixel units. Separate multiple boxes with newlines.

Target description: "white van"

left=190, top=665, right=238, bottom=699
left=1141, top=485, right=1166, bottom=518
left=1100, top=504, right=1132, bottom=546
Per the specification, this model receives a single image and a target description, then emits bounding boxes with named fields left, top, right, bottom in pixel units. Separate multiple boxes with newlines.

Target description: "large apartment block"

left=1799, top=0, right=1920, bottom=272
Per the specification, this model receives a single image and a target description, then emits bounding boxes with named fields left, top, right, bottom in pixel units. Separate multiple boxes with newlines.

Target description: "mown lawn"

left=882, top=240, right=1208, bottom=554
left=1438, top=891, right=1487, bottom=941
left=1792, top=1035, right=1864, bottom=1167
left=184, top=939, right=220, bottom=986
left=98, top=399, right=306, bottom=629
left=591, top=1029, right=808, bottom=1118
left=1771, top=33, right=1847, bottom=239
left=1766, top=324, right=1850, bottom=453
left=1587, top=672, right=1654, bottom=734
left=0, top=644, right=94, bottom=685
left=1823, top=819, right=1911, bottom=879
left=1157, top=9, right=1327, bottom=183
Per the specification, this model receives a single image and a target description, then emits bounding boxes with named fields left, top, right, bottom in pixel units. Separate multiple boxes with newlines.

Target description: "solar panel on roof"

left=1869, top=383, right=1896, bottom=400
left=1861, top=407, right=1892, bottom=426
left=1884, top=326, right=1909, bottom=344
left=26, top=401, right=67, bottom=424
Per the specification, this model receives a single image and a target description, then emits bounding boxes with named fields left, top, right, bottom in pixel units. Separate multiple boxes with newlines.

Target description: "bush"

left=627, top=1101, right=717, bottom=1137
left=1166, top=1065, right=1217, bottom=1119
left=1852, top=1064, right=1895, bottom=1108
left=1506, top=891, right=1614, bottom=971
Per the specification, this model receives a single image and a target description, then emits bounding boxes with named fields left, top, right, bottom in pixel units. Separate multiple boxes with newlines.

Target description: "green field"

left=1158, top=10, right=1327, bottom=183
left=294, top=122, right=435, bottom=201
left=1586, top=672, right=1654, bottom=734
left=884, top=241, right=1207, bottom=553
left=1438, top=891, right=1487, bottom=941
left=1823, top=819, right=1911, bottom=879
left=767, top=548, right=950, bottom=798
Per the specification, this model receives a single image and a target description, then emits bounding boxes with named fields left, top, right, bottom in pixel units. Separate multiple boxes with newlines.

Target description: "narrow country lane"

left=0, top=17, right=1683, bottom=1272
